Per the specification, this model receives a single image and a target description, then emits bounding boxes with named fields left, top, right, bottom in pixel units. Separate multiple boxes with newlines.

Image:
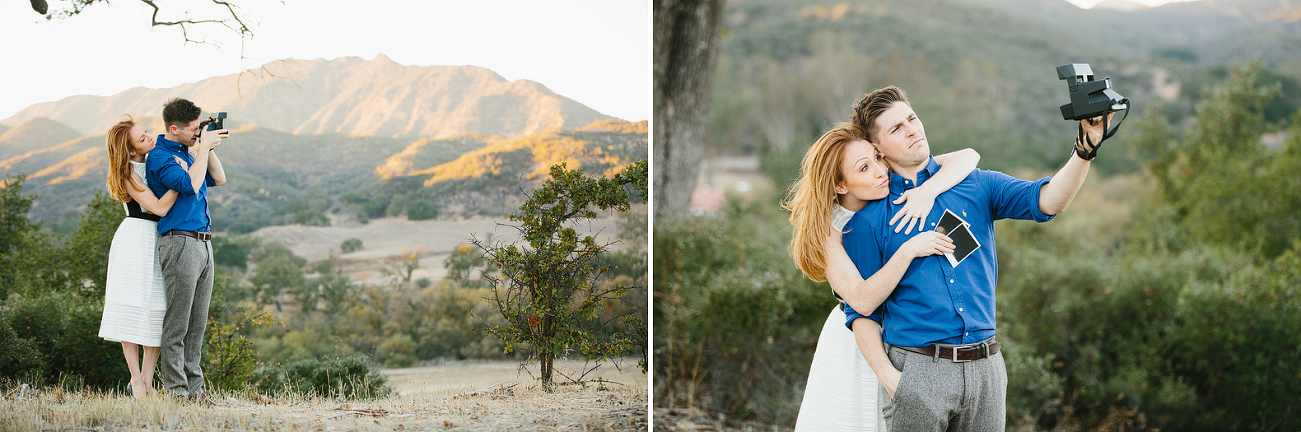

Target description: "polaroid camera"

left=1057, top=64, right=1128, bottom=159
left=1057, top=64, right=1127, bottom=121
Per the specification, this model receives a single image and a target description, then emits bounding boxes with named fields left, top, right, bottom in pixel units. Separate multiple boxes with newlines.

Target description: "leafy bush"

left=204, top=311, right=283, bottom=392
left=213, top=236, right=249, bottom=270
left=376, top=334, right=417, bottom=368
left=1162, top=246, right=1301, bottom=430
left=654, top=199, right=828, bottom=423
left=255, top=355, right=392, bottom=399
left=0, top=292, right=123, bottom=389
left=341, top=238, right=364, bottom=253
left=406, top=199, right=439, bottom=220
left=0, top=317, right=43, bottom=382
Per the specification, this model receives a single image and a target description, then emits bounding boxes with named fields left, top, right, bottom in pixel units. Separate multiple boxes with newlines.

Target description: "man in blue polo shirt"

left=146, top=97, right=227, bottom=405
left=841, top=86, right=1109, bottom=431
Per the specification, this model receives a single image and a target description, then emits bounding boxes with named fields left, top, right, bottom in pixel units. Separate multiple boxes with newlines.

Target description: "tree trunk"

left=540, top=351, right=554, bottom=391
left=653, top=0, right=726, bottom=220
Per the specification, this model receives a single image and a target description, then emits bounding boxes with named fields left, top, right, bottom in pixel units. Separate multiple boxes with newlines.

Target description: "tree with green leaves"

left=62, top=191, right=126, bottom=296
left=444, top=242, right=491, bottom=285
left=0, top=175, right=82, bottom=300
left=0, top=175, right=40, bottom=299
left=1132, top=62, right=1301, bottom=259
left=340, top=238, right=364, bottom=254
left=474, top=161, right=647, bottom=389
left=250, top=244, right=307, bottom=311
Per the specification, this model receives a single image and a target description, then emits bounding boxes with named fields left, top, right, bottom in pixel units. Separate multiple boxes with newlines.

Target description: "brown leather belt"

left=164, top=230, right=212, bottom=242
left=895, top=340, right=1001, bottom=363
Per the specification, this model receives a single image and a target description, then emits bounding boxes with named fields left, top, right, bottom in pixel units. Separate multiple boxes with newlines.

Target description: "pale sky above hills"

left=1066, top=0, right=1199, bottom=8
left=0, top=0, right=649, bottom=123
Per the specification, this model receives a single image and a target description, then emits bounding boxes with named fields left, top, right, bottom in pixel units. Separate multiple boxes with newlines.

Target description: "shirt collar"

left=890, top=155, right=940, bottom=191
left=156, top=134, right=186, bottom=154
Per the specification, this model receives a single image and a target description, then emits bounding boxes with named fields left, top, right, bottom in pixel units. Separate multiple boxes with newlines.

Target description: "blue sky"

left=0, top=0, right=650, bottom=123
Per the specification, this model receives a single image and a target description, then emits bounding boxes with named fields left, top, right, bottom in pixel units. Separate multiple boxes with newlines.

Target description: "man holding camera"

left=839, top=85, right=1113, bottom=431
left=146, top=97, right=227, bottom=404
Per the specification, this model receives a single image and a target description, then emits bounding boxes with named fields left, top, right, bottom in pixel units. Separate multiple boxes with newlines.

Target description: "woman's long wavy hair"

left=782, top=123, right=867, bottom=282
left=105, top=115, right=143, bottom=203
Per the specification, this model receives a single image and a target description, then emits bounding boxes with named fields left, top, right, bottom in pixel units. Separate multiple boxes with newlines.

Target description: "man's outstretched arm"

left=1038, top=152, right=1089, bottom=215
left=1039, top=115, right=1109, bottom=215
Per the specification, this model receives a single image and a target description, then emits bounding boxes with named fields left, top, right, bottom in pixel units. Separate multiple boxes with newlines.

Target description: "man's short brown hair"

left=162, top=97, right=202, bottom=130
left=851, top=86, right=910, bottom=143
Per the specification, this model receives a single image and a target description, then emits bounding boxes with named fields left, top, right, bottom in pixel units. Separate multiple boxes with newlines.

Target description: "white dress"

left=98, top=161, right=167, bottom=347
left=793, top=205, right=889, bottom=431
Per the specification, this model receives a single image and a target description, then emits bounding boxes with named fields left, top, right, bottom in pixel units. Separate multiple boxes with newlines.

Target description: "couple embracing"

left=97, top=97, right=228, bottom=404
left=786, top=86, right=1111, bottom=431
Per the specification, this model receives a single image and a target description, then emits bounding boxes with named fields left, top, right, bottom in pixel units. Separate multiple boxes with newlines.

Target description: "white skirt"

left=794, top=306, right=889, bottom=432
left=98, top=217, right=166, bottom=347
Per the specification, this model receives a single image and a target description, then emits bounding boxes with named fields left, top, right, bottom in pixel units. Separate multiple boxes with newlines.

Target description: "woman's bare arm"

left=125, top=174, right=178, bottom=217
left=824, top=231, right=951, bottom=315
left=207, top=149, right=226, bottom=186
left=852, top=318, right=901, bottom=399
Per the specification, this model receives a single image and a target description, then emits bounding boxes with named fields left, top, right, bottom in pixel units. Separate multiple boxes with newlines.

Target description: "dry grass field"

left=2, top=359, right=647, bottom=431
left=248, top=216, right=624, bottom=286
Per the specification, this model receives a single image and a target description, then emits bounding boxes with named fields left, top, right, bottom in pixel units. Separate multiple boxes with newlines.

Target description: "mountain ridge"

left=1, top=55, right=614, bottom=140
left=1, top=117, right=647, bottom=231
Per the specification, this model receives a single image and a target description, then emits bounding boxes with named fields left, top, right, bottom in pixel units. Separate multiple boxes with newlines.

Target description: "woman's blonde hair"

left=782, top=123, right=867, bottom=282
left=105, top=115, right=143, bottom=203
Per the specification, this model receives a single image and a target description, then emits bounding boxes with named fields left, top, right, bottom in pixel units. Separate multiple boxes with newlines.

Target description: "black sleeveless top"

left=126, top=200, right=161, bottom=222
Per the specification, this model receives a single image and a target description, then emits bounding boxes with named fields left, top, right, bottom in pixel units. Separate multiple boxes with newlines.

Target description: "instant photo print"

left=935, top=209, right=980, bottom=267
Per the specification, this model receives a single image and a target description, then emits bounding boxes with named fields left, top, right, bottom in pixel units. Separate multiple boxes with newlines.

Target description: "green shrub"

left=406, top=199, right=439, bottom=220
left=1162, top=246, right=1301, bottom=430
left=205, top=311, right=282, bottom=392
left=0, top=292, right=123, bottom=389
left=213, top=236, right=249, bottom=270
left=996, top=231, right=1301, bottom=430
left=0, top=318, right=43, bottom=381
left=255, top=355, right=392, bottom=399
left=376, top=334, right=417, bottom=368
left=341, top=238, right=364, bottom=253
left=654, top=199, right=828, bottom=423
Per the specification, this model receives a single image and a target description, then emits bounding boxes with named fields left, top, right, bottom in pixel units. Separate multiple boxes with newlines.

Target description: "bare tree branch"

left=137, top=0, right=249, bottom=44
left=36, top=0, right=258, bottom=45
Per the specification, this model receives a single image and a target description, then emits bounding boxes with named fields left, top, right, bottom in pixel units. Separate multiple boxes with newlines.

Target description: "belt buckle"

left=198, top=232, right=211, bottom=241
left=950, top=346, right=971, bottom=363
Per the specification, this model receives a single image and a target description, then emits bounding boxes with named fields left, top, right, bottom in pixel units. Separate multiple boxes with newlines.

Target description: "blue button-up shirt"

left=841, top=156, right=1054, bottom=348
left=145, top=134, right=217, bottom=235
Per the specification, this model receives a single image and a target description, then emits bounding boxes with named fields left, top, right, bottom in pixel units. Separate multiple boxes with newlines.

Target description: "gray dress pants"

left=880, top=344, right=1007, bottom=432
left=157, top=235, right=214, bottom=398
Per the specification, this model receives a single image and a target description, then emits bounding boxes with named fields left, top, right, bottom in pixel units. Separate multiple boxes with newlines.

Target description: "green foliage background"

left=655, top=1, right=1301, bottom=426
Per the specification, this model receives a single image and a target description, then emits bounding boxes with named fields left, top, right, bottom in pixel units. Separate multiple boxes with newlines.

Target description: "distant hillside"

left=705, top=0, right=1301, bottom=179
left=975, top=0, right=1301, bottom=66
left=2, top=118, right=648, bottom=233
left=1, top=55, right=615, bottom=139
left=0, top=117, right=83, bottom=161
left=417, top=120, right=649, bottom=185
left=373, top=120, right=648, bottom=218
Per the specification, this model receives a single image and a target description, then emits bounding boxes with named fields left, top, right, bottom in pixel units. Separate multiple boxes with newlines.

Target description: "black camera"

left=1057, top=64, right=1127, bottom=121
left=199, top=112, right=227, bottom=133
